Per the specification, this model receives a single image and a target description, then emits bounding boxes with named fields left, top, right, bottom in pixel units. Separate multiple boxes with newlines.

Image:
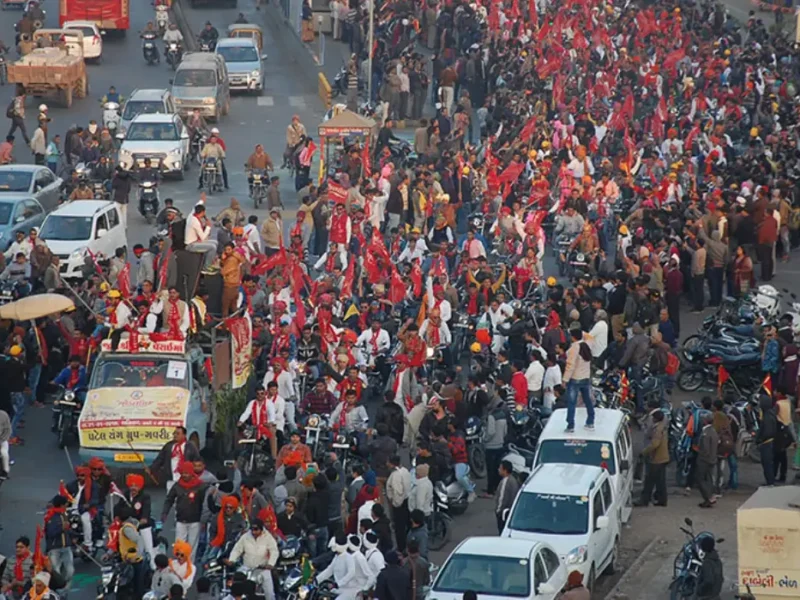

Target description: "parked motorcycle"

left=142, top=32, right=160, bottom=65
left=165, top=41, right=183, bottom=70
left=138, top=180, right=159, bottom=224
left=237, top=425, right=275, bottom=478
left=464, top=416, right=486, bottom=478
left=669, top=517, right=724, bottom=600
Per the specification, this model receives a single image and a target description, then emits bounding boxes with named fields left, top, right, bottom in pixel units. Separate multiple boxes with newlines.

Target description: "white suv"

left=501, top=463, right=621, bottom=594
left=117, top=113, right=190, bottom=178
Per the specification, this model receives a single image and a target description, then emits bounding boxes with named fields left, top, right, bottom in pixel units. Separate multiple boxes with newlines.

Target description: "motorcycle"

left=52, top=385, right=84, bottom=449
left=300, top=413, right=331, bottom=462
left=507, top=404, right=546, bottom=452
left=201, top=157, right=222, bottom=193
left=189, top=130, right=207, bottom=165
left=198, top=38, right=216, bottom=52
left=502, top=443, right=537, bottom=483
left=0, top=279, right=18, bottom=305
left=66, top=506, right=106, bottom=561
left=96, top=558, right=132, bottom=600
left=237, top=425, right=275, bottom=477
left=92, top=180, right=110, bottom=200
left=102, top=101, right=121, bottom=133
left=330, top=431, right=365, bottom=474
left=451, top=313, right=475, bottom=359
left=282, top=571, right=337, bottom=600
left=464, top=416, right=486, bottom=478
left=428, top=480, right=452, bottom=551
left=138, top=180, right=159, bottom=224
left=669, top=517, right=724, bottom=600
left=249, top=168, right=268, bottom=209
left=142, top=32, right=160, bottom=65
left=275, top=535, right=302, bottom=580
left=155, top=4, right=169, bottom=34
left=165, top=41, right=183, bottom=70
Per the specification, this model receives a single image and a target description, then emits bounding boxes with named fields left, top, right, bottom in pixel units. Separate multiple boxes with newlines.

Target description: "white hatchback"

left=62, top=21, right=104, bottom=61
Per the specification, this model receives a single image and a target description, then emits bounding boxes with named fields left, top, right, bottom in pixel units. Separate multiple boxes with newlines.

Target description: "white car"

left=62, top=21, right=104, bottom=61
left=430, top=536, right=568, bottom=599
left=117, top=113, right=190, bottom=179
left=39, top=200, right=126, bottom=279
left=502, top=463, right=621, bottom=594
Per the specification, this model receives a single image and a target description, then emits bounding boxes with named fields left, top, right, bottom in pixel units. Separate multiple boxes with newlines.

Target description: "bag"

left=636, top=299, right=657, bottom=327
left=665, top=352, right=680, bottom=376
left=5, top=100, right=15, bottom=119
left=579, top=341, right=593, bottom=362
left=718, top=422, right=734, bottom=457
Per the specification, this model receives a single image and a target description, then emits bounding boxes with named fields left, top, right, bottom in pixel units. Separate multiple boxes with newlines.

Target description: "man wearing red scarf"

left=161, top=287, right=190, bottom=340
left=335, top=366, right=365, bottom=401
left=160, top=462, right=208, bottom=562
left=329, top=203, right=351, bottom=249
left=2, top=536, right=33, bottom=596
left=398, top=323, right=427, bottom=368
left=238, top=387, right=278, bottom=457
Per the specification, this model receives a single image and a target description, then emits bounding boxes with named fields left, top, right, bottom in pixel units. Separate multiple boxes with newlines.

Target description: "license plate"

left=332, top=443, right=350, bottom=449
left=239, top=439, right=256, bottom=444
left=58, top=400, right=77, bottom=407
left=114, top=452, right=143, bottom=462
left=145, top=43, right=154, bottom=48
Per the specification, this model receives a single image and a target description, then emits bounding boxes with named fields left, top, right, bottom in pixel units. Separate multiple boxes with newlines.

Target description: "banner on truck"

left=228, top=314, right=252, bottom=389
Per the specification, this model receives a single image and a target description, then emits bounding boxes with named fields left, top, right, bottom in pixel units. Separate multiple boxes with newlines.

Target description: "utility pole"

left=367, top=0, right=375, bottom=101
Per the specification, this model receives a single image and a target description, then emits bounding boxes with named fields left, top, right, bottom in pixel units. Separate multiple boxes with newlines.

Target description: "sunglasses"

left=251, top=528, right=262, bottom=533
left=175, top=553, right=185, bottom=558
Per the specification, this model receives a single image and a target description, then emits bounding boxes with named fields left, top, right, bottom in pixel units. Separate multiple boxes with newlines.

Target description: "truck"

left=7, top=31, right=88, bottom=108
left=59, top=0, right=129, bottom=32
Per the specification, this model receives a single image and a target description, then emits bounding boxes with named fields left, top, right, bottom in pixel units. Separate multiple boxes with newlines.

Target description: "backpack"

left=636, top=299, right=657, bottom=327
left=665, top=351, right=680, bottom=376
left=5, top=100, right=15, bottom=119
left=717, top=420, right=735, bottom=457
left=579, top=341, right=593, bottom=362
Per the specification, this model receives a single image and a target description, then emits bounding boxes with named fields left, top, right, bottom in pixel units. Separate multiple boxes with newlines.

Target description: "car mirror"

left=96, top=228, right=107, bottom=239
left=596, top=516, right=610, bottom=530
left=502, top=508, right=510, bottom=522
left=15, top=216, right=25, bottom=223
left=261, top=53, right=268, bottom=60
left=115, top=132, right=125, bottom=141
left=181, top=131, right=190, bottom=140
left=620, top=459, right=630, bottom=471
left=538, top=583, right=556, bottom=595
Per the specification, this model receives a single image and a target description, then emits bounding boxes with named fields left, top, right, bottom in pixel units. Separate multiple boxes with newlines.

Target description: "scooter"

left=101, top=101, right=121, bottom=133
left=142, top=32, right=160, bottom=65
left=155, top=4, right=169, bottom=34
left=428, top=481, right=452, bottom=551
left=138, top=180, right=159, bottom=224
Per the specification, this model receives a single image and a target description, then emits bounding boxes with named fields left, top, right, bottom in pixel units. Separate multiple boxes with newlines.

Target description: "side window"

left=623, top=425, right=632, bottom=453
left=23, top=200, right=43, bottom=219
left=106, top=208, right=119, bottom=230
left=601, top=479, right=613, bottom=512
left=540, top=548, right=560, bottom=581
left=533, top=553, right=547, bottom=594
left=616, top=431, right=628, bottom=470
left=12, top=202, right=27, bottom=223
left=35, top=169, right=55, bottom=189
left=592, top=490, right=605, bottom=530
left=95, top=213, right=109, bottom=238
left=165, top=94, right=175, bottom=113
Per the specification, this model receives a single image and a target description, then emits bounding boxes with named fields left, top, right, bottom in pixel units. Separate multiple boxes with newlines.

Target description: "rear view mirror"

left=596, top=516, right=610, bottom=530
left=685, top=517, right=693, bottom=527
left=15, top=216, right=25, bottom=223
left=261, top=53, right=268, bottom=60
left=502, top=508, right=510, bottom=522
left=96, top=228, right=107, bottom=238
left=538, top=583, right=556, bottom=594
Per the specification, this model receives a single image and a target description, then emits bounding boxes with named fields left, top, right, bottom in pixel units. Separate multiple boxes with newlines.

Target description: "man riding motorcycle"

left=163, top=22, right=184, bottom=45
left=225, top=518, right=278, bottom=600
left=198, top=134, right=226, bottom=190
left=198, top=22, right=219, bottom=50
left=245, top=144, right=274, bottom=194
left=283, top=115, right=306, bottom=169
left=69, top=177, right=94, bottom=201
left=186, top=109, right=209, bottom=140
left=50, top=354, right=86, bottom=431
left=64, top=459, right=111, bottom=552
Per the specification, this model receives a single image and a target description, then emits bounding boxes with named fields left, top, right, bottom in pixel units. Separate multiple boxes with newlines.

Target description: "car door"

left=33, top=168, right=61, bottom=211
left=164, top=92, right=177, bottom=116
left=92, top=211, right=111, bottom=257
left=537, top=547, right=567, bottom=599
left=590, top=488, right=612, bottom=575
left=175, top=115, right=190, bottom=159
left=532, top=551, right=547, bottom=599
left=616, top=427, right=633, bottom=523
left=21, top=199, right=45, bottom=233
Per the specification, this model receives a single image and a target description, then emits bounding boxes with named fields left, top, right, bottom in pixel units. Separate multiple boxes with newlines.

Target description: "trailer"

left=7, top=31, right=88, bottom=108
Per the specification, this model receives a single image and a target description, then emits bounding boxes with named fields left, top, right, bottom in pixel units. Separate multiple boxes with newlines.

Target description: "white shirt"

left=110, top=302, right=132, bottom=328
left=461, top=237, right=486, bottom=258
left=185, top=214, right=211, bottom=245
left=268, top=288, right=293, bottom=309
left=4, top=238, right=32, bottom=261
left=169, top=559, right=195, bottom=591
left=542, top=365, right=562, bottom=409
left=419, top=319, right=452, bottom=346
left=169, top=441, right=187, bottom=482
left=228, top=531, right=279, bottom=569
left=588, top=320, right=609, bottom=358
left=525, top=360, right=545, bottom=392
left=357, top=328, right=391, bottom=358
left=363, top=547, right=385, bottom=589
left=238, top=398, right=277, bottom=425
left=397, top=244, right=426, bottom=263
left=243, top=223, right=262, bottom=254
left=263, top=369, right=295, bottom=402
left=314, top=249, right=349, bottom=271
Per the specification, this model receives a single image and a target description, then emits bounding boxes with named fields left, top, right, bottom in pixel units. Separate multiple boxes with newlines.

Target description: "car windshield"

left=217, top=45, right=258, bottom=62
left=508, top=492, right=590, bottom=535
left=0, top=172, right=32, bottom=193
left=122, top=100, right=166, bottom=121
left=537, top=439, right=617, bottom=475
left=91, top=355, right=189, bottom=389
left=126, top=123, right=179, bottom=142
left=39, top=216, right=93, bottom=241
left=436, top=554, right=530, bottom=597
left=174, top=69, right=216, bottom=87
left=0, top=203, right=13, bottom=225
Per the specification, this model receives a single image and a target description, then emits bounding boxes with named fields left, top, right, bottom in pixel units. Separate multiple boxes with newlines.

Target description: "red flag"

left=117, top=263, right=131, bottom=298
left=572, top=29, right=587, bottom=50
left=299, top=140, right=317, bottom=167
left=58, top=480, right=74, bottom=503
left=529, top=0, right=537, bottom=26
left=362, top=144, right=371, bottom=178
left=537, top=20, right=550, bottom=42
left=409, top=262, right=423, bottom=298
left=622, top=94, right=635, bottom=120
left=363, top=251, right=382, bottom=284
left=717, top=365, right=730, bottom=390
left=509, top=0, right=521, bottom=19
left=389, top=265, right=405, bottom=304
left=519, top=116, right=537, bottom=143
left=85, top=248, right=106, bottom=280
left=497, top=161, right=524, bottom=185
left=292, top=287, right=306, bottom=331
left=762, top=373, right=772, bottom=397
left=340, top=259, right=355, bottom=299
left=33, top=526, right=44, bottom=573
left=623, top=128, right=636, bottom=170
left=488, top=0, right=500, bottom=31
left=157, top=248, right=172, bottom=291
left=252, top=248, right=288, bottom=277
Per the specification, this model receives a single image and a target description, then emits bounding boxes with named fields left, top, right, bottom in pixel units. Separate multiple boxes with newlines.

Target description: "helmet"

left=546, top=276, right=557, bottom=287
left=541, top=141, right=551, bottom=149
left=211, top=127, right=220, bottom=135
left=470, top=342, right=482, bottom=353
left=38, top=104, right=48, bottom=112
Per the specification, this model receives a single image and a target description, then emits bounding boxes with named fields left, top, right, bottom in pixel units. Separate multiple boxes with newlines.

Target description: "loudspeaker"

left=201, top=273, right=224, bottom=317
left=174, top=250, right=204, bottom=301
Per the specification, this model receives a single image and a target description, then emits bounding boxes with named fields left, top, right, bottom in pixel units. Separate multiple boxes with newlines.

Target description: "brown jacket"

left=641, top=418, right=669, bottom=465
left=758, top=214, right=778, bottom=245
left=261, top=217, right=283, bottom=249
left=220, top=252, right=244, bottom=288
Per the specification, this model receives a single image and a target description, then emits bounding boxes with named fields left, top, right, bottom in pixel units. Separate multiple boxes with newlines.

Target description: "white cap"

left=38, top=104, right=48, bottom=112
left=211, top=127, right=220, bottom=135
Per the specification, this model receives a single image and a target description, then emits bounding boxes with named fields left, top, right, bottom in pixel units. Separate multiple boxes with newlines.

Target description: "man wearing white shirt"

left=3, top=231, right=31, bottom=261
left=357, top=320, right=391, bottom=372
left=461, top=229, right=486, bottom=259
left=587, top=310, right=609, bottom=362
left=426, top=278, right=452, bottom=324
left=313, top=245, right=349, bottom=271
left=419, top=312, right=452, bottom=346
left=185, top=203, right=217, bottom=268
left=238, top=387, right=278, bottom=457
left=397, top=238, right=426, bottom=264
left=243, top=215, right=263, bottom=254
left=525, top=355, right=545, bottom=401
left=263, top=363, right=295, bottom=433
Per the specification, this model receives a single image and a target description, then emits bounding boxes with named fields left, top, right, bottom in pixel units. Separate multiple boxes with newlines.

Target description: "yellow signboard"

left=78, top=387, right=189, bottom=451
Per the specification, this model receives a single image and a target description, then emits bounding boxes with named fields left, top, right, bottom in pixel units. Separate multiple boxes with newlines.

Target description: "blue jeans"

left=10, top=392, right=25, bottom=437
left=566, top=378, right=595, bottom=430
left=308, top=526, right=329, bottom=558
left=48, top=547, right=75, bottom=592
left=728, top=454, right=738, bottom=490
left=454, top=462, right=475, bottom=494
left=28, top=363, right=42, bottom=402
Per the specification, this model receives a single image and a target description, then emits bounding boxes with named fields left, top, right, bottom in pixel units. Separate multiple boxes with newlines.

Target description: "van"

left=533, top=408, right=634, bottom=525
left=38, top=200, right=127, bottom=279
left=501, top=463, right=621, bottom=594
left=171, top=52, right=230, bottom=121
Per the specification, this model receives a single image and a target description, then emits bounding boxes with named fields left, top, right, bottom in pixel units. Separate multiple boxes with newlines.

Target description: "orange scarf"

left=210, top=497, right=240, bottom=548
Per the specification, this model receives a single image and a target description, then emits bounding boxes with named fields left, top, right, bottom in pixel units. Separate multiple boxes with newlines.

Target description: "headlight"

left=297, top=363, right=305, bottom=373
left=64, top=390, right=75, bottom=401
left=69, top=248, right=85, bottom=261
left=465, top=425, right=477, bottom=435
left=298, top=586, right=310, bottom=599
left=281, top=547, right=297, bottom=559
left=565, top=545, right=588, bottom=565
left=251, top=70, right=261, bottom=78
left=202, top=98, right=215, bottom=105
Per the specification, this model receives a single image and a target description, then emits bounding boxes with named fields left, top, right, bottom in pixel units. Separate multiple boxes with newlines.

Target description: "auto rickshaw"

left=227, top=23, right=263, bottom=54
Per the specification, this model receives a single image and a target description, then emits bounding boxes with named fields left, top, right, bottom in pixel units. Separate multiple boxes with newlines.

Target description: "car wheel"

left=175, top=168, right=184, bottom=181
left=604, top=538, right=619, bottom=575
left=586, top=566, right=596, bottom=594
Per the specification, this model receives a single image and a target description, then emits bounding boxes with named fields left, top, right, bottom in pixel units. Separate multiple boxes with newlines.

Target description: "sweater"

left=563, top=341, right=591, bottom=382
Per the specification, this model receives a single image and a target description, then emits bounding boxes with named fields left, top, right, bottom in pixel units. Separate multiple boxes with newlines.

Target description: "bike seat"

left=721, top=352, right=761, bottom=366
left=639, top=377, right=661, bottom=394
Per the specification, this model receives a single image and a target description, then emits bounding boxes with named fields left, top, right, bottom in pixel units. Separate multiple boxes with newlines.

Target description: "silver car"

left=215, top=37, right=266, bottom=93
left=0, top=165, right=63, bottom=211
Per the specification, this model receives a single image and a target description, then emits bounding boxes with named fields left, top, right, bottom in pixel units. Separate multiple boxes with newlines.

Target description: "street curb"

left=603, top=536, right=662, bottom=600
left=171, top=0, right=198, bottom=52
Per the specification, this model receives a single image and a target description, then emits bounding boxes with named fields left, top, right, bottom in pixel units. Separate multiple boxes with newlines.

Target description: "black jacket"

left=305, top=488, right=330, bottom=529
left=375, top=401, right=405, bottom=444
left=161, top=481, right=208, bottom=523
left=374, top=564, right=412, bottom=600
left=695, top=549, right=723, bottom=599
left=367, top=435, right=398, bottom=478
left=126, top=491, right=152, bottom=524
left=149, top=441, right=201, bottom=485
left=371, top=515, right=394, bottom=555
left=277, top=511, right=309, bottom=537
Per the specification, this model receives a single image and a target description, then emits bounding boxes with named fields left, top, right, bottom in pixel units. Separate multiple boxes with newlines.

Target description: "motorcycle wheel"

left=58, top=416, right=71, bottom=449
left=428, top=513, right=450, bottom=551
left=677, top=368, right=705, bottom=392
left=146, top=213, right=154, bottom=225
left=468, top=444, right=486, bottom=478
left=237, top=451, right=255, bottom=478
left=680, top=335, right=704, bottom=361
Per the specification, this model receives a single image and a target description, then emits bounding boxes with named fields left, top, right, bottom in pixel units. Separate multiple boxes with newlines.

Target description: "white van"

left=533, top=408, right=634, bottom=525
left=39, top=200, right=127, bottom=279
left=501, top=463, right=620, bottom=594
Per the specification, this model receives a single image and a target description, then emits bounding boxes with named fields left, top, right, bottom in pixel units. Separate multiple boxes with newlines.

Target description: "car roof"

left=216, top=37, right=258, bottom=48
left=129, top=113, right=176, bottom=124
left=0, top=165, right=43, bottom=175
left=62, top=21, right=99, bottom=29
left=180, top=52, right=223, bottom=65
left=128, top=89, right=170, bottom=102
left=452, top=536, right=542, bottom=559
left=50, top=200, right=115, bottom=217
left=539, top=408, right=626, bottom=443
left=0, top=195, right=37, bottom=203
left=522, top=463, right=605, bottom=495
